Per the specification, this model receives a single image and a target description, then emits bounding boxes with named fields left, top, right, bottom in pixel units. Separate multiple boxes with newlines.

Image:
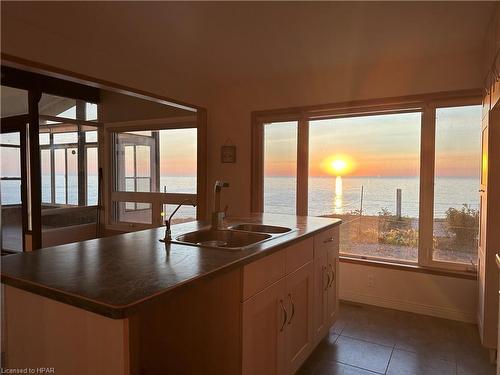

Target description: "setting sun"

left=331, top=159, right=347, bottom=174
left=320, top=154, right=355, bottom=176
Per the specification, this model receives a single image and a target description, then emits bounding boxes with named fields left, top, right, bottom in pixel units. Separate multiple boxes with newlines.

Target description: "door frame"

left=0, top=115, right=30, bottom=252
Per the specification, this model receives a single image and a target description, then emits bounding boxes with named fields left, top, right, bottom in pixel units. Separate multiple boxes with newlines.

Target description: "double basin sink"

left=172, top=224, right=293, bottom=250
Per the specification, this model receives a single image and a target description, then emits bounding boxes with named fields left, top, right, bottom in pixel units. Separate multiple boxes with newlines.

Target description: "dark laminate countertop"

left=1, top=213, right=341, bottom=319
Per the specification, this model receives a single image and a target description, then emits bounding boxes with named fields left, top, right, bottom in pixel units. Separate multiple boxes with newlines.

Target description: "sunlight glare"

left=320, top=154, right=355, bottom=176
left=331, top=159, right=347, bottom=174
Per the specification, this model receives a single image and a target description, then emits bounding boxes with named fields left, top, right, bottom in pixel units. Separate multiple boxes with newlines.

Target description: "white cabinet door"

left=284, top=262, right=314, bottom=375
left=242, top=278, right=286, bottom=375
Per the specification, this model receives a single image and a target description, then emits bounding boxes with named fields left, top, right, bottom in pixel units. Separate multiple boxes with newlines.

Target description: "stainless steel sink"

left=174, top=229, right=272, bottom=250
left=229, top=224, right=292, bottom=234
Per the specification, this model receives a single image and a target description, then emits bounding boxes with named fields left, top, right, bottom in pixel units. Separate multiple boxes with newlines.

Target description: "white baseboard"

left=340, top=290, right=477, bottom=323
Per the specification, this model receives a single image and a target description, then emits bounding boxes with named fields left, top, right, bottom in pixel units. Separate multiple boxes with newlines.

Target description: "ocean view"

left=1, top=176, right=198, bottom=206
left=264, top=176, right=479, bottom=218
left=1, top=175, right=479, bottom=219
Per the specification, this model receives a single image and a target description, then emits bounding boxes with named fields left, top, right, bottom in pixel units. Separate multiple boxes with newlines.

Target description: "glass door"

left=113, top=131, right=158, bottom=224
left=0, top=128, right=28, bottom=253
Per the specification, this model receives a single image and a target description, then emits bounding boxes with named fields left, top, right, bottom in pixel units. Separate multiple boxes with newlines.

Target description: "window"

left=309, top=113, right=421, bottom=263
left=86, top=147, right=98, bottom=206
left=110, top=126, right=198, bottom=227
left=252, top=97, right=482, bottom=272
left=39, top=91, right=100, bottom=210
left=433, top=105, right=482, bottom=265
left=264, top=122, right=297, bottom=214
left=40, top=126, right=99, bottom=207
left=0, top=133, right=22, bottom=205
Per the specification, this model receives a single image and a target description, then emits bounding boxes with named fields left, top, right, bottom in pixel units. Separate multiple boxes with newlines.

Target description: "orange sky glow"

left=264, top=106, right=482, bottom=178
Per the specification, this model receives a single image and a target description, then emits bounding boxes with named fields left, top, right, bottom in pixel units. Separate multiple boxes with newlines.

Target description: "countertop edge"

left=2, top=219, right=341, bottom=319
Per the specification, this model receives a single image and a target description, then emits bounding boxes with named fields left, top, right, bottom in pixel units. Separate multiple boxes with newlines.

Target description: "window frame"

left=251, top=90, right=481, bottom=273
left=104, top=116, right=205, bottom=231
left=39, top=125, right=99, bottom=207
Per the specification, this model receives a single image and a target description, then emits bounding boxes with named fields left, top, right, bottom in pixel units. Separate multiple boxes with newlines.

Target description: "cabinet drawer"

left=285, top=238, right=313, bottom=275
left=314, top=226, right=339, bottom=259
left=243, top=250, right=286, bottom=301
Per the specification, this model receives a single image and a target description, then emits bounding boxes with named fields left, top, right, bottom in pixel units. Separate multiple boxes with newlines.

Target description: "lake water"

left=265, top=176, right=480, bottom=218
left=0, top=176, right=197, bottom=206
left=1, top=175, right=479, bottom=219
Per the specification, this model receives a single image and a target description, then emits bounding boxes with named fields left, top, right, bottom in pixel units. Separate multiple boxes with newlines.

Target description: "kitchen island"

left=1, top=213, right=341, bottom=375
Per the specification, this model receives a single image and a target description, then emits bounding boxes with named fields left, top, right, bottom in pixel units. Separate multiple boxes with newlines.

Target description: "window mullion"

left=50, top=134, right=55, bottom=204
left=418, top=105, right=436, bottom=266
left=296, top=118, right=309, bottom=216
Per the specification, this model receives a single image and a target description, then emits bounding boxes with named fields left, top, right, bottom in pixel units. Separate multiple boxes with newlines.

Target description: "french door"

left=113, top=131, right=159, bottom=224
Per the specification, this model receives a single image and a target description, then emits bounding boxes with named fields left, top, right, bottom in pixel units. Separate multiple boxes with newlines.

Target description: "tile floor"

left=299, top=302, right=496, bottom=375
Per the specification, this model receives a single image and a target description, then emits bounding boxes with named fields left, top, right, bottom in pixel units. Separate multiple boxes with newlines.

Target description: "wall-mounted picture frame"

left=221, top=145, right=237, bottom=163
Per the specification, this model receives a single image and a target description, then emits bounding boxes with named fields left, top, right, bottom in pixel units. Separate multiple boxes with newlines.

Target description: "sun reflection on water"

left=334, top=176, right=343, bottom=214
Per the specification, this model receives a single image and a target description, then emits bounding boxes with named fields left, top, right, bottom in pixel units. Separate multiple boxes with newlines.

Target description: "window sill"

left=339, top=256, right=477, bottom=280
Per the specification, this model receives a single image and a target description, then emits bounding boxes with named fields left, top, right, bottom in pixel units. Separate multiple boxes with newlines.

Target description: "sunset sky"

left=1, top=106, right=481, bottom=180
left=264, top=105, right=482, bottom=178
left=127, top=128, right=197, bottom=177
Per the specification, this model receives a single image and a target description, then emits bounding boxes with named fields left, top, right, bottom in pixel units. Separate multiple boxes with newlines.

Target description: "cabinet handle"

left=323, top=237, right=335, bottom=243
left=324, top=266, right=330, bottom=291
left=279, top=299, right=287, bottom=332
left=479, top=189, right=485, bottom=193
left=328, top=263, right=335, bottom=288
left=287, top=293, right=295, bottom=325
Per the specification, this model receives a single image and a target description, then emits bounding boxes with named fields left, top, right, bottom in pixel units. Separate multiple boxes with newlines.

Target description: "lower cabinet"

left=242, top=262, right=314, bottom=375
left=326, top=248, right=339, bottom=326
left=312, top=250, right=328, bottom=343
left=242, top=227, right=339, bottom=375
left=284, top=262, right=314, bottom=375
left=313, top=227, right=339, bottom=343
left=242, top=278, right=287, bottom=375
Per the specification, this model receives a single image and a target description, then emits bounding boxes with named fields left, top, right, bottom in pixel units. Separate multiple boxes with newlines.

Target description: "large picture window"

left=308, top=112, right=421, bottom=263
left=253, top=95, right=481, bottom=272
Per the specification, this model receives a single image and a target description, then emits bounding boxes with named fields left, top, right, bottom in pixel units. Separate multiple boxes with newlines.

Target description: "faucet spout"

left=213, top=180, right=230, bottom=212
left=164, top=199, right=196, bottom=241
left=212, top=180, right=230, bottom=229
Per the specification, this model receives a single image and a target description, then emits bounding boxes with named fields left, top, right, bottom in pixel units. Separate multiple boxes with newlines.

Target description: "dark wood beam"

left=1, top=66, right=100, bottom=104
left=28, top=90, right=42, bottom=250
left=76, top=100, right=86, bottom=206
left=0, top=115, right=29, bottom=131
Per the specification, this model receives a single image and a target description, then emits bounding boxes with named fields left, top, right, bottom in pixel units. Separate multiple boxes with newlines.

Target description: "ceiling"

left=1, top=86, right=79, bottom=118
left=1, top=86, right=28, bottom=118
left=0, top=2, right=495, bottom=86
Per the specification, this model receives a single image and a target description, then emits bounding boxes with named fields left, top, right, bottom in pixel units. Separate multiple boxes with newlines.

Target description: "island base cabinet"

left=327, top=249, right=339, bottom=325
left=242, top=262, right=314, bottom=375
left=242, top=278, right=287, bottom=375
left=284, top=262, right=314, bottom=375
left=4, top=286, right=130, bottom=375
left=313, top=227, right=339, bottom=344
left=311, top=253, right=338, bottom=344
left=312, top=252, right=328, bottom=344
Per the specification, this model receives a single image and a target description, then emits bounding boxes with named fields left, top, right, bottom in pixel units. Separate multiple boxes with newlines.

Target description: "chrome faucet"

left=212, top=180, right=229, bottom=229
left=164, top=200, right=196, bottom=241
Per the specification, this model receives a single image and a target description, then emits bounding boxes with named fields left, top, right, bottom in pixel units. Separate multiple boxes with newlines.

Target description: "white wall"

left=340, top=262, right=478, bottom=322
